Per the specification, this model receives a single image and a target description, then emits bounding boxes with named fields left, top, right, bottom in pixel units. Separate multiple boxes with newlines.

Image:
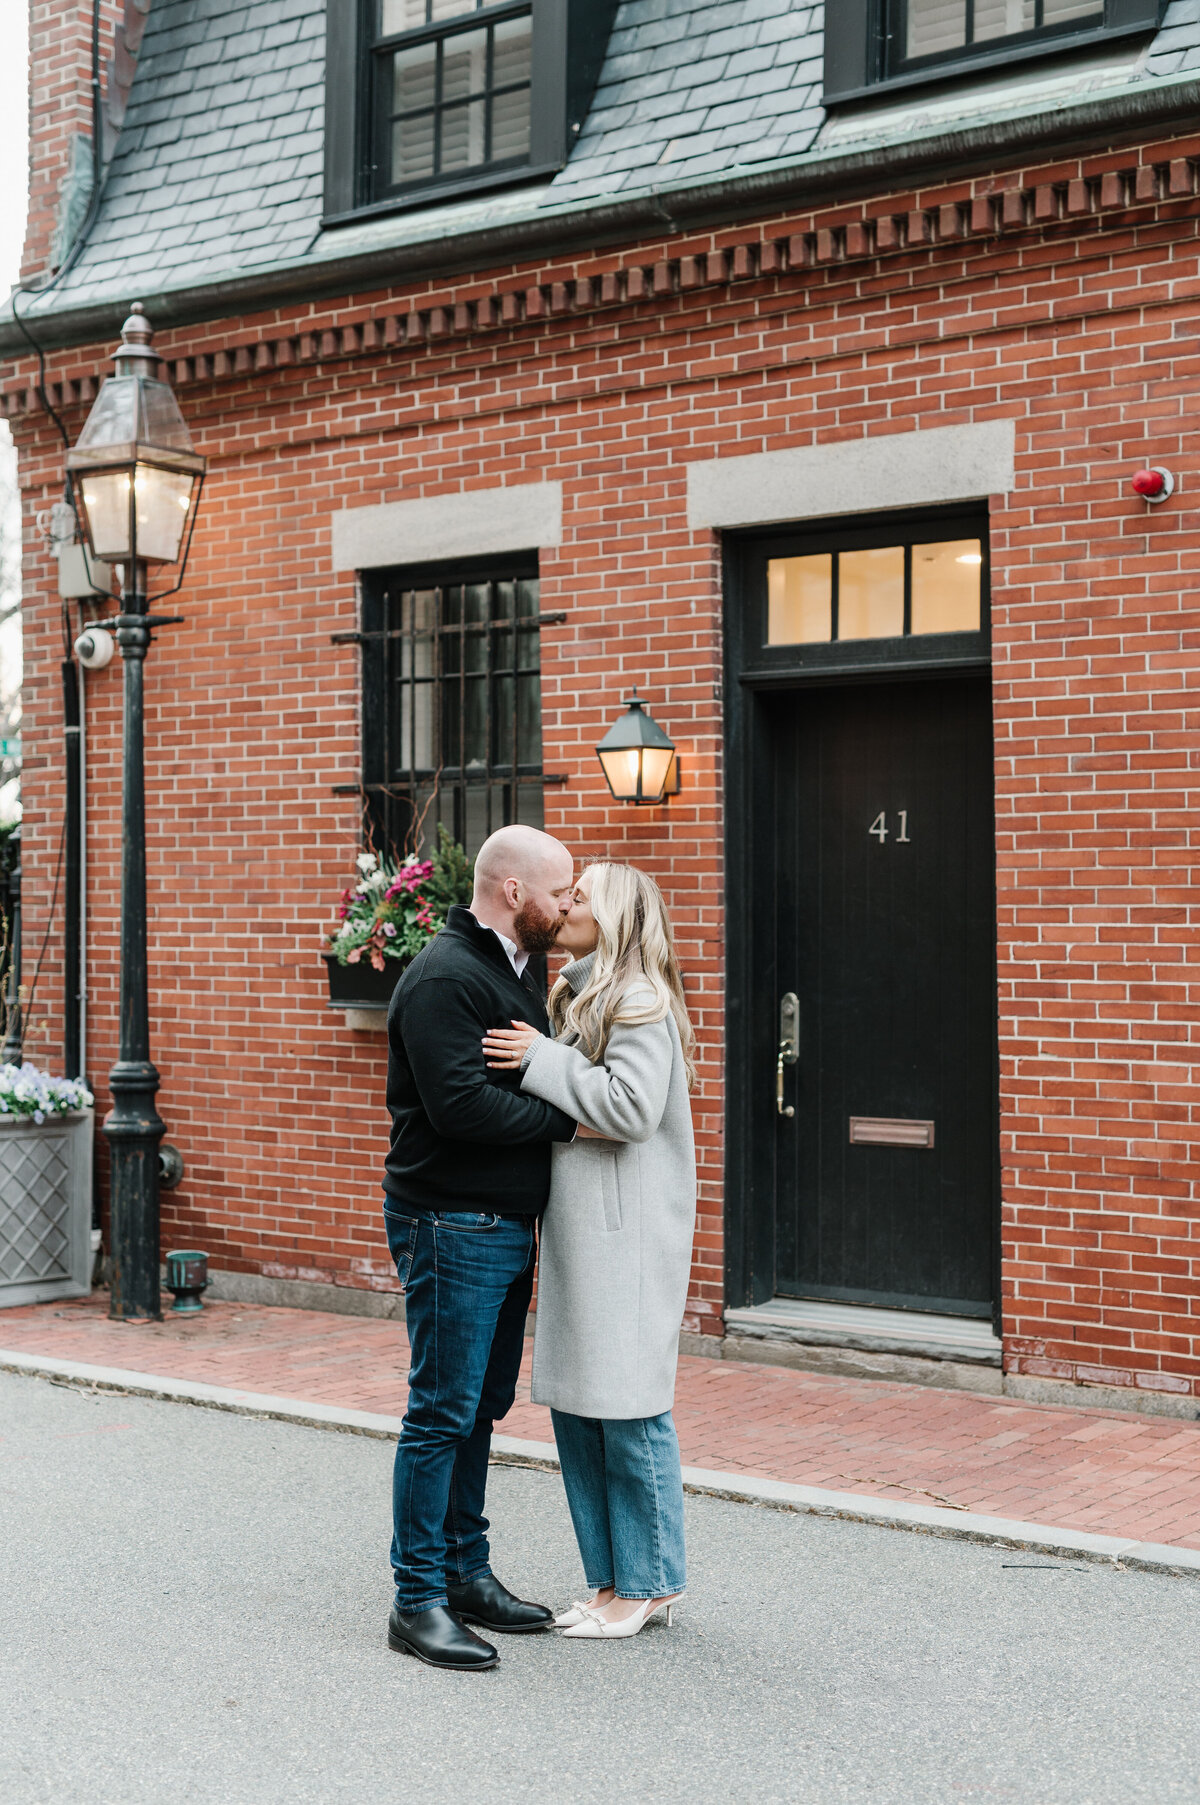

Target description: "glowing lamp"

left=595, top=691, right=680, bottom=806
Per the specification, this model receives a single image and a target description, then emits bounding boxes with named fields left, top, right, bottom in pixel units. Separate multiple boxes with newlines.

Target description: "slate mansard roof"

left=14, top=0, right=1200, bottom=330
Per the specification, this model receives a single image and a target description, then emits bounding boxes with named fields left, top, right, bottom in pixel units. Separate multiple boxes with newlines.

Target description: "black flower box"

left=322, top=952, right=406, bottom=1013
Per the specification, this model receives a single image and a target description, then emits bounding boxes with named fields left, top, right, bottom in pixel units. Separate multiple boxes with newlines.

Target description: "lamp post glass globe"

left=80, top=465, right=195, bottom=565
left=66, top=301, right=204, bottom=576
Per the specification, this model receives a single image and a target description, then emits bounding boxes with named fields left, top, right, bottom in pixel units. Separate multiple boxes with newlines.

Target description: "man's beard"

left=512, top=898, right=563, bottom=954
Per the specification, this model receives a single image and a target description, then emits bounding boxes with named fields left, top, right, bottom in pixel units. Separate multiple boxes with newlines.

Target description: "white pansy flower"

left=0, top=1061, right=94, bottom=1119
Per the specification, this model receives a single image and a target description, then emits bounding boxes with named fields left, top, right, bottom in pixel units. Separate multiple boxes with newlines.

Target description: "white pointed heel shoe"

left=554, top=1601, right=595, bottom=1628
left=554, top=1592, right=616, bottom=1627
left=561, top=1594, right=683, bottom=1639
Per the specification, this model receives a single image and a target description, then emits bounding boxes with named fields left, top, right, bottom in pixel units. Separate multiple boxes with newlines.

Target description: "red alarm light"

left=1131, top=467, right=1174, bottom=503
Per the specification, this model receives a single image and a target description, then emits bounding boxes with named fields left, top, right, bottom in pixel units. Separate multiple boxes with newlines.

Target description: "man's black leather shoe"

left=387, top=1604, right=499, bottom=1669
left=445, top=1573, right=555, bottom=1634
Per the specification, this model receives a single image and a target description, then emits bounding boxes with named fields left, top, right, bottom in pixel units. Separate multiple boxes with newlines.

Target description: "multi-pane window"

left=823, top=0, right=1160, bottom=102
left=360, top=562, right=544, bottom=858
left=896, top=0, right=1103, bottom=69
left=371, top=0, right=532, bottom=198
left=767, top=538, right=984, bottom=646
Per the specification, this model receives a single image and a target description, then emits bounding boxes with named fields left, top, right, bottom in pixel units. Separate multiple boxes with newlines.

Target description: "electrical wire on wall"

left=8, top=0, right=107, bottom=1079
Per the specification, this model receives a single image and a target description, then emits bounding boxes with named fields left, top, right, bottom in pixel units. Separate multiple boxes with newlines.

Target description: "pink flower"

left=386, top=860, right=434, bottom=901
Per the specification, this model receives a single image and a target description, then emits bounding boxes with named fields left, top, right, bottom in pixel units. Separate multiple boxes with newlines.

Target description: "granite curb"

left=4, top=1348, right=1198, bottom=1580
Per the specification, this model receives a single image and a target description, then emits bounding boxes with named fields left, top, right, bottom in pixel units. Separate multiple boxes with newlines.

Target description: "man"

left=381, top=824, right=578, bottom=1670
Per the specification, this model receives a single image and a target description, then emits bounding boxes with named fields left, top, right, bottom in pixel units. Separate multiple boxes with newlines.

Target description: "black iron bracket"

left=330, top=773, right=568, bottom=796
left=329, top=611, right=567, bottom=647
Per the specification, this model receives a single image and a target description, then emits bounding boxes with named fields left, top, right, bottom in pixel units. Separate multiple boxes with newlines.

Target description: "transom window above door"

left=768, top=539, right=983, bottom=646
left=731, top=507, right=991, bottom=680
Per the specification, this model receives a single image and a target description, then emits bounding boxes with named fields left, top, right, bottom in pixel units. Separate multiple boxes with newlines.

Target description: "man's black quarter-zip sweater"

left=383, top=906, right=576, bottom=1216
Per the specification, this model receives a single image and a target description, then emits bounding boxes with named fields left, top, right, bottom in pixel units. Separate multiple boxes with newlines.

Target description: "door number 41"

left=869, top=810, right=911, bottom=843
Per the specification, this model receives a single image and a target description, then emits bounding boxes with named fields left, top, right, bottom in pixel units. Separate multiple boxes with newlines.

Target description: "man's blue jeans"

left=384, top=1203, right=535, bottom=1613
left=550, top=1408, right=687, bottom=1600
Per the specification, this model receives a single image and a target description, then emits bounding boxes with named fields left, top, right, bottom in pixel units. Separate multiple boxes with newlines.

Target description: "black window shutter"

left=324, top=0, right=361, bottom=219
left=1106, top=0, right=1165, bottom=27
left=823, top=0, right=875, bottom=104
left=530, top=0, right=620, bottom=171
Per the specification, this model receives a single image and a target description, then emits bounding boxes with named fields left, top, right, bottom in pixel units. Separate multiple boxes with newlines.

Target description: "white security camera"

left=74, top=627, right=116, bottom=670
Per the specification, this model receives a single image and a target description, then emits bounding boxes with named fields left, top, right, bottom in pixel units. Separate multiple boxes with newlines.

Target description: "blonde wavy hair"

left=548, top=862, right=696, bottom=1091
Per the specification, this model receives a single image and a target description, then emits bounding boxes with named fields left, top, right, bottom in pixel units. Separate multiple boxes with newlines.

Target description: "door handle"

left=776, top=1042, right=795, bottom=1118
left=777, top=992, right=799, bottom=1118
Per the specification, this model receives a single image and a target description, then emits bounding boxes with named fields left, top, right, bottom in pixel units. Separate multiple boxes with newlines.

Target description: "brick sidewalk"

left=4, top=1292, right=1200, bottom=1549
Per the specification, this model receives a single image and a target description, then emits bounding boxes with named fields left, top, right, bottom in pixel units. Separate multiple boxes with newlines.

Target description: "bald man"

left=382, top=826, right=578, bottom=1670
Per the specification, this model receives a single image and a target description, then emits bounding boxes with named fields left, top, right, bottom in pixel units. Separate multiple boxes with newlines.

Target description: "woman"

left=482, top=863, right=697, bottom=1641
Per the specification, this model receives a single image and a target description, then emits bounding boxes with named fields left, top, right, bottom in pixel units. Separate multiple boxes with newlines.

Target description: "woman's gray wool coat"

left=519, top=954, right=697, bottom=1420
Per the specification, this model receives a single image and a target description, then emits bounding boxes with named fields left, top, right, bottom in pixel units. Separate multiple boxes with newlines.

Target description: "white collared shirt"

left=489, top=925, right=529, bottom=980
left=479, top=916, right=569, bottom=1132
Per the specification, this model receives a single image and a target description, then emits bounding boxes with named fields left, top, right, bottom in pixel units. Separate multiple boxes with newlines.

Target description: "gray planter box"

left=0, top=1110, right=93, bottom=1308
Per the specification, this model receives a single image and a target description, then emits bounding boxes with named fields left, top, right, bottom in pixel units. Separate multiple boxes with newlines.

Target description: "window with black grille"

left=823, top=0, right=1162, bottom=103
left=896, top=0, right=1101, bottom=71
left=323, top=0, right=620, bottom=222
left=359, top=557, right=545, bottom=858
left=371, top=0, right=533, bottom=199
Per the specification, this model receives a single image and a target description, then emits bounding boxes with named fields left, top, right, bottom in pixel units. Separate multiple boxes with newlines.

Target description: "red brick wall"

left=24, top=0, right=120, bottom=283
left=7, top=133, right=1200, bottom=1388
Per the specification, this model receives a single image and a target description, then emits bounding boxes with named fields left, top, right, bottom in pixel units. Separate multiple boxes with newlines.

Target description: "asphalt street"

left=2, top=1370, right=1198, bottom=1805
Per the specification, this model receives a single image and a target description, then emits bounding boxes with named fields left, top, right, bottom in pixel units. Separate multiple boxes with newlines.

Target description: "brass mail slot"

left=849, top=1116, right=935, bottom=1149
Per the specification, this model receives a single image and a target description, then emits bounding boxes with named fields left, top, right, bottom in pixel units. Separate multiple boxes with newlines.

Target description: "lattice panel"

left=0, top=1130, right=74, bottom=1286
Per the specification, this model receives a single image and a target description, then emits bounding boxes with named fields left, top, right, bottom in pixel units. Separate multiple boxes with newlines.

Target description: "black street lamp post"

left=1, top=830, right=21, bottom=1064
left=66, top=305, right=205, bottom=1321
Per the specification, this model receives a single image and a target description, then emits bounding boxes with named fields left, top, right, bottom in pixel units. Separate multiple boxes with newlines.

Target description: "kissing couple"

left=381, top=825, right=698, bottom=1669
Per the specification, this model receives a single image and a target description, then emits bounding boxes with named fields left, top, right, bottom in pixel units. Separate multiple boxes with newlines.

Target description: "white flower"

left=0, top=1060, right=93, bottom=1118
left=356, top=853, right=378, bottom=873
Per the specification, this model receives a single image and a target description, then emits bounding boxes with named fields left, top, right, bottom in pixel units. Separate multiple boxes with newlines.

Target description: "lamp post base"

left=104, top=1058, right=166, bottom=1321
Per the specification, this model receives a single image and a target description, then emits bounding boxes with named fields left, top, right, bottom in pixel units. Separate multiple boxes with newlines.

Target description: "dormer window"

left=323, top=0, right=618, bottom=222
left=824, top=0, right=1164, bottom=105
left=374, top=1, right=533, bottom=198
left=902, top=0, right=1101, bottom=68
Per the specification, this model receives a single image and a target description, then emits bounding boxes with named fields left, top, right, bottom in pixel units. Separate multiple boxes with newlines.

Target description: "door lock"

left=777, top=991, right=798, bottom=1118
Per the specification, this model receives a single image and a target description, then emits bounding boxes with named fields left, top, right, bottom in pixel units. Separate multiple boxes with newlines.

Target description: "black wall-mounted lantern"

left=595, top=691, right=680, bottom=806
left=65, top=304, right=206, bottom=1323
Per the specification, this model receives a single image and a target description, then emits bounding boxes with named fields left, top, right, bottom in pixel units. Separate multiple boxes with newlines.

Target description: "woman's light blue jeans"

left=550, top=1408, right=687, bottom=1600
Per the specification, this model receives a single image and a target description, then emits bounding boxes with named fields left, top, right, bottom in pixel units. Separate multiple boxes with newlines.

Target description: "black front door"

left=768, top=675, right=997, bottom=1316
